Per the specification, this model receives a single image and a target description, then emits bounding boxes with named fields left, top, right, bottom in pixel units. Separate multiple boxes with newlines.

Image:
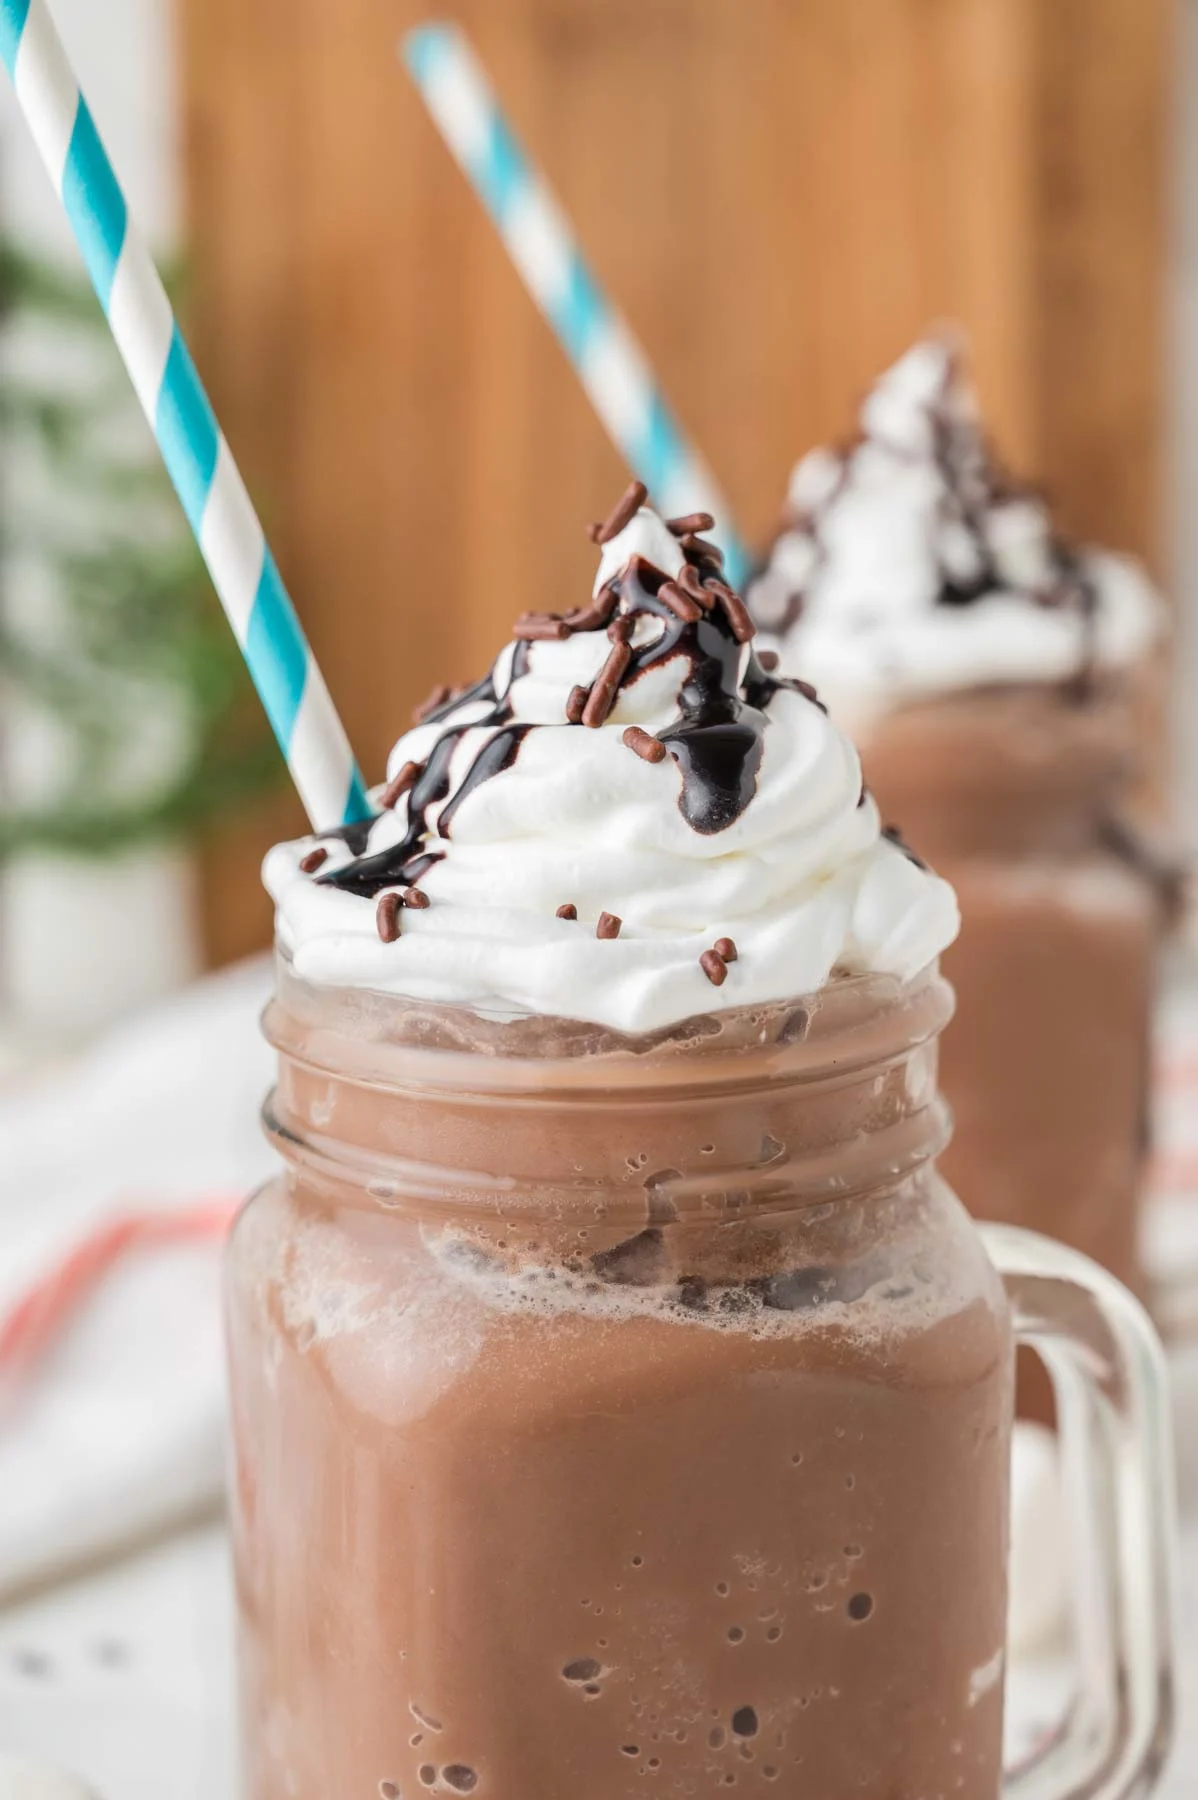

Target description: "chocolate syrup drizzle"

left=320, top=652, right=532, bottom=900
left=318, top=513, right=797, bottom=901
left=620, top=555, right=767, bottom=834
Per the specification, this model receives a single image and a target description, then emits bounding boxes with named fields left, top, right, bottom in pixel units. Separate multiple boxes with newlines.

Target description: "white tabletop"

left=0, top=1521, right=234, bottom=1800
left=1, top=1507, right=1196, bottom=1800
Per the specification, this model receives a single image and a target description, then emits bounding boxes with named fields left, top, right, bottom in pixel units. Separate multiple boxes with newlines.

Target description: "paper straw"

left=404, top=21, right=752, bottom=590
left=0, top=0, right=370, bottom=831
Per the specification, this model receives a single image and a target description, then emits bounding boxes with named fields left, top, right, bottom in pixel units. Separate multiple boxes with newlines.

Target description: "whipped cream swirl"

left=748, top=339, right=1161, bottom=727
left=265, top=502, right=959, bottom=1033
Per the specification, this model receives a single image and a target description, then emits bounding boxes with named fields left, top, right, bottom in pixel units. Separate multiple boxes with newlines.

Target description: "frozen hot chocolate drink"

left=749, top=341, right=1170, bottom=1303
left=228, top=488, right=1171, bottom=1799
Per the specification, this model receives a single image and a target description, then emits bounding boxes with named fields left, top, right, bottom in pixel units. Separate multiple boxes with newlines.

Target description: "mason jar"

left=226, top=956, right=1173, bottom=1800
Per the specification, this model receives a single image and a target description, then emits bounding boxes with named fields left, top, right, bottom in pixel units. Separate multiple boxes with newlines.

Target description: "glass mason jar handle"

left=981, top=1225, right=1176, bottom=1800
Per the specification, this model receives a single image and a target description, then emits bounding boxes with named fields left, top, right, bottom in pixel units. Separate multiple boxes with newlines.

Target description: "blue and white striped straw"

left=404, top=22, right=751, bottom=590
left=0, top=0, right=370, bottom=831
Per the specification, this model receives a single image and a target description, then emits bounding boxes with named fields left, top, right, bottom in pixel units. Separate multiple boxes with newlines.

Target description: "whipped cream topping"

left=748, top=339, right=1161, bottom=727
left=265, top=497, right=959, bottom=1034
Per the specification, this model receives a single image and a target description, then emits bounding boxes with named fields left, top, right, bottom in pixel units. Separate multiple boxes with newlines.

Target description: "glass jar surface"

left=858, top=684, right=1164, bottom=1299
left=226, top=959, right=1014, bottom=1800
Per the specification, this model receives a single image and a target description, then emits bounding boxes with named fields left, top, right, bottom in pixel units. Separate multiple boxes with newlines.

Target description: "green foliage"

left=0, top=241, right=284, bottom=860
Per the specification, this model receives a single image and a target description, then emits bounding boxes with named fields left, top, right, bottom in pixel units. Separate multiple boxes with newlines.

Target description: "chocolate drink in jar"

left=749, top=339, right=1175, bottom=1306
left=228, top=487, right=1174, bottom=1798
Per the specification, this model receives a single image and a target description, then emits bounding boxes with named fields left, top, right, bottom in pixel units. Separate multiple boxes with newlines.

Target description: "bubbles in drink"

left=591, top=1228, right=666, bottom=1287
left=779, top=1006, right=810, bottom=1042
left=419, top=1769, right=436, bottom=1788
left=423, top=1212, right=949, bottom=1348
left=727, top=1626, right=745, bottom=1643
left=848, top=1592, right=874, bottom=1621
left=766, top=1625, right=783, bottom=1642
left=731, top=1707, right=758, bottom=1738
left=410, top=1703, right=443, bottom=1731
left=715, top=1580, right=729, bottom=1596
left=379, top=1785, right=400, bottom=1799
left=441, top=1767, right=477, bottom=1792
left=561, top=1657, right=603, bottom=1682
left=621, top=1746, right=639, bottom=1757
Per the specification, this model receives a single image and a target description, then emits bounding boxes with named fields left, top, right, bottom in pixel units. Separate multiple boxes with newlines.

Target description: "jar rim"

left=263, top=953, right=953, bottom=1103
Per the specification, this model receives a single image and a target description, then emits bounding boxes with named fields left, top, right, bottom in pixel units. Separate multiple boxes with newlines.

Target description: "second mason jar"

left=859, top=683, right=1167, bottom=1300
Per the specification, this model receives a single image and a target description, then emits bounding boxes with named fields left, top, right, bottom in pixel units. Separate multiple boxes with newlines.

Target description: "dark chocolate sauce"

left=317, top=522, right=788, bottom=896
left=319, top=816, right=376, bottom=859
left=438, top=723, right=531, bottom=837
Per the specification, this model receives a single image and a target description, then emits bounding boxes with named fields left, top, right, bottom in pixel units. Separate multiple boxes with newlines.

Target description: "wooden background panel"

left=181, top=0, right=1173, bottom=964
left=1035, top=0, right=1171, bottom=561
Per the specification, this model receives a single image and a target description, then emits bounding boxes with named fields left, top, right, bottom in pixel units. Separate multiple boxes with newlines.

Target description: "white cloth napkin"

left=0, top=957, right=275, bottom=1602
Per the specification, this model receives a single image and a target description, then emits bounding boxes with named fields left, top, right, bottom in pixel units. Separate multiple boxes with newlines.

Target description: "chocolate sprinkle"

left=582, top=640, right=633, bottom=727
left=714, top=936, right=738, bottom=962
left=680, top=534, right=726, bottom=568
left=556, top=903, right=578, bottom=920
left=667, top=512, right=716, bottom=536
left=403, top=887, right=430, bottom=909
left=658, top=580, right=703, bottom=624
left=593, top=480, right=648, bottom=545
left=596, top=912, right=622, bottom=939
left=623, top=726, right=667, bottom=763
left=700, top=948, right=728, bottom=986
left=513, top=612, right=570, bottom=641
left=380, top=761, right=421, bottom=808
left=376, top=892, right=403, bottom=943
left=413, top=684, right=451, bottom=724
left=566, top=684, right=588, bottom=724
left=564, top=588, right=619, bottom=632
left=678, top=564, right=715, bottom=608
left=299, top=847, right=328, bottom=874
left=709, top=580, right=756, bottom=643
left=757, top=649, right=779, bottom=672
